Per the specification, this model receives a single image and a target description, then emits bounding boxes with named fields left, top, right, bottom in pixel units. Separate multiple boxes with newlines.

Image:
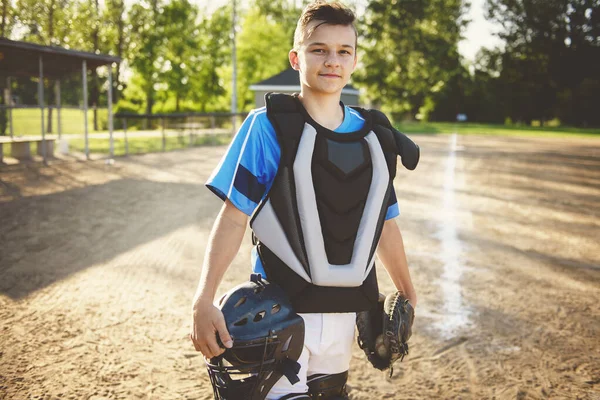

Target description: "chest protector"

left=250, top=93, right=419, bottom=313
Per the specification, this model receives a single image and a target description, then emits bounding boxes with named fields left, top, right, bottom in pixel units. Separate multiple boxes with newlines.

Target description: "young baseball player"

left=191, top=2, right=418, bottom=398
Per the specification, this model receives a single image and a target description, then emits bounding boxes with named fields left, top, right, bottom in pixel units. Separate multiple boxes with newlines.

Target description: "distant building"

left=250, top=68, right=360, bottom=107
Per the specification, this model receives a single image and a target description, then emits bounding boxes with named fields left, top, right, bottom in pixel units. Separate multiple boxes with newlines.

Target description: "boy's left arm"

left=376, top=219, right=417, bottom=309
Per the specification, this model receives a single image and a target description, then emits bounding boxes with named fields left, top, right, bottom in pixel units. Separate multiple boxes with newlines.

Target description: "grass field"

left=1, top=133, right=232, bottom=159
left=2, top=108, right=599, bottom=159
left=396, top=121, right=600, bottom=137
left=5, top=108, right=109, bottom=136
left=67, top=134, right=231, bottom=156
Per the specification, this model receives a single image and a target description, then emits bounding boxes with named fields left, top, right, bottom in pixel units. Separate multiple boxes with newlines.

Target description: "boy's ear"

left=289, top=50, right=300, bottom=70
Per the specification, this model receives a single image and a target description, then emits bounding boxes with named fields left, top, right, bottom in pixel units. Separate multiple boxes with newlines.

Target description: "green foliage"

left=1, top=0, right=16, bottom=37
left=355, top=0, right=468, bottom=119
left=189, top=5, right=232, bottom=112
left=14, top=0, right=74, bottom=45
left=235, top=6, right=291, bottom=111
left=253, top=0, right=305, bottom=44
left=486, top=0, right=600, bottom=126
left=159, top=0, right=199, bottom=112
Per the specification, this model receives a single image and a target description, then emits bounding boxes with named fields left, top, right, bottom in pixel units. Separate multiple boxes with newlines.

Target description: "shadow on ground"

left=0, top=177, right=218, bottom=299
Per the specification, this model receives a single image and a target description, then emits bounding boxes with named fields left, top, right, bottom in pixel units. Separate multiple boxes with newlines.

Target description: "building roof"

left=250, top=68, right=360, bottom=95
left=0, top=38, right=121, bottom=78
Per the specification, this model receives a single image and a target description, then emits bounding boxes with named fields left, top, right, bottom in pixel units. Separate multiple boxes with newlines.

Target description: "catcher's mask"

left=206, top=274, right=305, bottom=400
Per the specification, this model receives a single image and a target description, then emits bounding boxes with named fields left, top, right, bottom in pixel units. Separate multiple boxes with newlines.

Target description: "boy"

left=191, top=1, right=417, bottom=399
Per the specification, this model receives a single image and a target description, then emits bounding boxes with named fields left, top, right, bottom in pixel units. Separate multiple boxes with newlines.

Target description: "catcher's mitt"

left=356, top=292, right=415, bottom=376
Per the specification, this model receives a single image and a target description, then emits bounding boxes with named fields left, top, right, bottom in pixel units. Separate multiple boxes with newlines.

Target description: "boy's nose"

left=324, top=55, right=341, bottom=68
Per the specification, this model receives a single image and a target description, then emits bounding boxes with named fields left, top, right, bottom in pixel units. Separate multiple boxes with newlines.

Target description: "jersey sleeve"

left=206, top=109, right=275, bottom=216
left=385, top=187, right=400, bottom=220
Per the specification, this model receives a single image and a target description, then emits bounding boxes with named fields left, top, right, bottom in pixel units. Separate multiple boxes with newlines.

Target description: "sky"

left=457, top=0, right=504, bottom=61
left=194, top=0, right=505, bottom=62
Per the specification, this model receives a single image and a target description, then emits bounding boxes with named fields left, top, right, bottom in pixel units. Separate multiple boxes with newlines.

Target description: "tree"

left=355, top=0, right=469, bottom=121
left=102, top=0, right=128, bottom=103
left=189, top=5, right=232, bottom=112
left=235, top=5, right=291, bottom=111
left=1, top=0, right=15, bottom=37
left=14, top=0, right=75, bottom=132
left=487, top=0, right=600, bottom=126
left=159, top=0, right=199, bottom=112
left=253, top=0, right=304, bottom=44
left=128, top=0, right=165, bottom=115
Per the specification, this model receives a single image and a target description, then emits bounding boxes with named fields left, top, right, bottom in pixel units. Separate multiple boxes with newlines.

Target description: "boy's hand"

left=190, top=300, right=233, bottom=359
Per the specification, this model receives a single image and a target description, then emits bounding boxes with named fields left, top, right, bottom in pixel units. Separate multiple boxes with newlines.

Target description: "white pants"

left=266, top=312, right=356, bottom=399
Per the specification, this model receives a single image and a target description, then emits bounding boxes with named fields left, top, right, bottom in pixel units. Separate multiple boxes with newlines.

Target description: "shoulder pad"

left=369, top=109, right=420, bottom=171
left=265, top=92, right=298, bottom=115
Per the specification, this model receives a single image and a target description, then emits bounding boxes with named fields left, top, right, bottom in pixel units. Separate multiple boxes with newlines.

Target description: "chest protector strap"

left=250, top=93, right=419, bottom=313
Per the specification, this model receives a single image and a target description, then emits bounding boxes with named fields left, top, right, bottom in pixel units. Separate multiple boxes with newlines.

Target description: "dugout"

left=0, top=38, right=121, bottom=163
left=250, top=68, right=360, bottom=108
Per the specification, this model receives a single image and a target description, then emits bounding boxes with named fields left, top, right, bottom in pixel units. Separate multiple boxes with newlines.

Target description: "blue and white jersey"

left=206, top=104, right=400, bottom=276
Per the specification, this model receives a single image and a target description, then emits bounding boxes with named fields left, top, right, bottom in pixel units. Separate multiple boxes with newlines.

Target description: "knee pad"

left=307, top=371, right=349, bottom=399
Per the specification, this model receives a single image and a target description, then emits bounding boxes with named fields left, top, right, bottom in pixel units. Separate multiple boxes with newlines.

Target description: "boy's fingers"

left=189, top=334, right=202, bottom=352
left=215, top=315, right=233, bottom=348
left=207, top=339, right=225, bottom=357
left=199, top=344, right=213, bottom=359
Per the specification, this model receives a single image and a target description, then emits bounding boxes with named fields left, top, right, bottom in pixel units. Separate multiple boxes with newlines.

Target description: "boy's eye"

left=312, top=49, right=325, bottom=53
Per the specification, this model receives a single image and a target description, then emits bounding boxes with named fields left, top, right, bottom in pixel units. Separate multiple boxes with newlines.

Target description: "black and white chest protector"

left=250, top=93, right=419, bottom=314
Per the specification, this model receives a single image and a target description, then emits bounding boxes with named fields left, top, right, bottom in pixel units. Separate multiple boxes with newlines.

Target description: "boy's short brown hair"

left=293, top=1, right=357, bottom=51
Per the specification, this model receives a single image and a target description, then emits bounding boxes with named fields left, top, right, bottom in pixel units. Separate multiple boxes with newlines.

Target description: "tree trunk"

left=114, top=0, right=125, bottom=102
left=1, top=0, right=8, bottom=37
left=146, top=86, right=153, bottom=115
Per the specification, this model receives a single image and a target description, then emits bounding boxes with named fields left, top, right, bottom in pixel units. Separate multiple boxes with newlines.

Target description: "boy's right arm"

left=190, top=199, right=248, bottom=359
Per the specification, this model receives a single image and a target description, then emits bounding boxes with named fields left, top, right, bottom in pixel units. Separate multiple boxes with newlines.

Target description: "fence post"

left=123, top=118, right=128, bottom=156
left=161, top=118, right=166, bottom=152
left=188, top=117, right=194, bottom=147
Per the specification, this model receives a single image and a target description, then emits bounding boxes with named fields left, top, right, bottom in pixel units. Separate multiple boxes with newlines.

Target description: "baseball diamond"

left=1, top=134, right=599, bottom=399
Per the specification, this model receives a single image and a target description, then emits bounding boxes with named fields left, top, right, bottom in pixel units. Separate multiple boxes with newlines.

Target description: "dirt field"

left=1, top=135, right=599, bottom=400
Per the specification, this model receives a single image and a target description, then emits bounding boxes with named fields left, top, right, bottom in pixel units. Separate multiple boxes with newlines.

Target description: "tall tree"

left=253, top=0, right=304, bottom=43
left=1, top=0, right=14, bottom=37
left=103, top=0, right=127, bottom=103
left=235, top=5, right=290, bottom=111
left=15, top=0, right=74, bottom=132
left=128, top=0, right=165, bottom=115
left=189, top=5, right=231, bottom=112
left=355, top=0, right=469, bottom=120
left=159, top=0, right=199, bottom=112
left=487, top=0, right=600, bottom=126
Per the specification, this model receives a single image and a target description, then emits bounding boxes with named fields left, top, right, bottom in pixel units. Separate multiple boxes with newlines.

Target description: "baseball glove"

left=356, top=292, right=415, bottom=376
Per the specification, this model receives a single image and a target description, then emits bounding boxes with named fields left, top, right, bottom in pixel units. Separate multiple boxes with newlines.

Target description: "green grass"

left=67, top=134, right=232, bottom=156
left=2, top=133, right=231, bottom=159
left=6, top=108, right=109, bottom=136
left=395, top=122, right=600, bottom=138
left=4, top=118, right=599, bottom=159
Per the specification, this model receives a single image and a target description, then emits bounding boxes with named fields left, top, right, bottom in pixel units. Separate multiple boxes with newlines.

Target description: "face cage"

left=206, top=334, right=282, bottom=400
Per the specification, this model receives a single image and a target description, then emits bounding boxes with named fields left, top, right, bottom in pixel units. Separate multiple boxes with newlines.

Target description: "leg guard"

left=306, top=371, right=349, bottom=399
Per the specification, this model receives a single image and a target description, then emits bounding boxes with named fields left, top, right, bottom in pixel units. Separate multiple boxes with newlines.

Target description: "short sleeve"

left=385, top=187, right=400, bottom=220
left=205, top=109, right=277, bottom=216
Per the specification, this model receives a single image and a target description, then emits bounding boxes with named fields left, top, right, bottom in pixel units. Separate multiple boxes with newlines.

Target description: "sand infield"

left=1, top=135, right=599, bottom=399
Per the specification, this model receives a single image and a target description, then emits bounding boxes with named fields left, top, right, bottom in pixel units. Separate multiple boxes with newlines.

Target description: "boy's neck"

left=298, top=91, right=344, bottom=131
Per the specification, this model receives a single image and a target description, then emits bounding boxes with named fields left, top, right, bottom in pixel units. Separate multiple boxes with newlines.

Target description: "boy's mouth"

left=319, top=73, right=341, bottom=78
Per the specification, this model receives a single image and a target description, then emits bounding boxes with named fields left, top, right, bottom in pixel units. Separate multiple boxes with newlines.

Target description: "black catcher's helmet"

left=206, top=274, right=305, bottom=400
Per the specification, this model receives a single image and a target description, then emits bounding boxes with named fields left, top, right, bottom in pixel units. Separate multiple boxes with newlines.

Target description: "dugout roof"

left=0, top=38, right=121, bottom=78
left=251, top=67, right=359, bottom=95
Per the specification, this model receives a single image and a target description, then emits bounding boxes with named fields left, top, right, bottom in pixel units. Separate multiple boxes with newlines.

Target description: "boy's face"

left=290, top=20, right=358, bottom=97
